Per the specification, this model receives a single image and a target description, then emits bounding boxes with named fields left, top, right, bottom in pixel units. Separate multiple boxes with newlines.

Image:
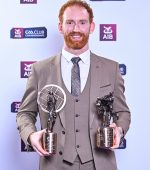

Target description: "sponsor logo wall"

left=0, top=1, right=149, bottom=170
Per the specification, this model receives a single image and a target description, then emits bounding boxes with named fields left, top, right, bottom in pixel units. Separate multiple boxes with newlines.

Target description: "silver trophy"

left=96, top=92, right=118, bottom=149
left=37, top=84, right=66, bottom=154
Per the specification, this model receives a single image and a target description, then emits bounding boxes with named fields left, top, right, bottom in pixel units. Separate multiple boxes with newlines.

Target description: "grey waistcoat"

left=62, top=69, right=93, bottom=164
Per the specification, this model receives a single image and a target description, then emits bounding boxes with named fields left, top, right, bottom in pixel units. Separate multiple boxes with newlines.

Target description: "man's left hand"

left=110, top=123, right=124, bottom=149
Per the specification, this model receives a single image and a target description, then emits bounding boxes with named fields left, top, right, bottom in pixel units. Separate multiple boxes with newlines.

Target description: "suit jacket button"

left=59, top=151, right=63, bottom=155
left=75, top=99, right=79, bottom=102
left=62, top=131, right=65, bottom=134
left=75, top=114, right=79, bottom=117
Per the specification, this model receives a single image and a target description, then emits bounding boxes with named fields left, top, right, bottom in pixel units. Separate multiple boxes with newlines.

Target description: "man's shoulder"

left=33, top=54, right=60, bottom=69
left=91, top=52, right=118, bottom=66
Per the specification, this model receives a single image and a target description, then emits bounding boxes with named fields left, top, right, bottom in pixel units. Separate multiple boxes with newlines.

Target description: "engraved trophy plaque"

left=96, top=92, right=118, bottom=149
left=37, top=84, right=66, bottom=154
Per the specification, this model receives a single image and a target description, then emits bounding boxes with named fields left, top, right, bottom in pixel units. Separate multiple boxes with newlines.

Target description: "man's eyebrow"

left=79, top=19, right=88, bottom=22
left=65, top=19, right=88, bottom=22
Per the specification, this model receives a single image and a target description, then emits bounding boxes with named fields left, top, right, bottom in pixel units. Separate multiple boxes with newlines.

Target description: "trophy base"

left=43, top=132, right=57, bottom=154
left=96, top=127, right=114, bottom=149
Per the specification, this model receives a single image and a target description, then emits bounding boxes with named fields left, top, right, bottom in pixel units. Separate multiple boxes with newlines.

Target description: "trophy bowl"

left=96, top=127, right=114, bottom=148
left=43, top=131, right=57, bottom=154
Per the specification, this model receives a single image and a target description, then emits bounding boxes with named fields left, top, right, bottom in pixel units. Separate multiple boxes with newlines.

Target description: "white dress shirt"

left=61, top=49, right=90, bottom=93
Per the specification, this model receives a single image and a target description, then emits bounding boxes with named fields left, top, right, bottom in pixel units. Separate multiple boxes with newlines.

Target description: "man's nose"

left=73, top=23, right=80, bottom=32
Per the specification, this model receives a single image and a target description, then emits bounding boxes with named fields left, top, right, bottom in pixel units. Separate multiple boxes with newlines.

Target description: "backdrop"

left=0, top=0, right=149, bottom=170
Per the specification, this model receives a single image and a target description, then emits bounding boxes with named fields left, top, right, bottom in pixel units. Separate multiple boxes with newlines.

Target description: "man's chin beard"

left=64, top=36, right=89, bottom=49
left=67, top=41, right=86, bottom=49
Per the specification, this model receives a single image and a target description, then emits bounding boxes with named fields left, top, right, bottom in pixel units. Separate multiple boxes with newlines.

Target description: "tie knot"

left=71, top=57, right=81, bottom=64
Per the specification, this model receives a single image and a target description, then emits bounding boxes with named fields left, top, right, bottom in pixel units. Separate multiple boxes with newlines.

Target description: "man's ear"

left=90, top=22, right=95, bottom=34
left=58, top=22, right=63, bottom=34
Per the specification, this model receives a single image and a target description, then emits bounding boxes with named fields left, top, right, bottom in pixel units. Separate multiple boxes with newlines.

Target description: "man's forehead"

left=63, top=5, right=89, bottom=18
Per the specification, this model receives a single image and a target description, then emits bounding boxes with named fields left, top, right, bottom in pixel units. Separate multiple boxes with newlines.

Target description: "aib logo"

left=21, top=61, right=36, bottom=78
left=10, top=27, right=47, bottom=39
left=11, top=102, right=21, bottom=113
left=100, top=24, right=117, bottom=41
left=119, top=64, right=126, bottom=75
left=20, top=0, right=37, bottom=4
left=10, top=28, right=24, bottom=39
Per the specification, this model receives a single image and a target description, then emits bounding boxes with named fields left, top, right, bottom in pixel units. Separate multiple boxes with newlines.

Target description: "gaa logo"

left=11, top=102, right=21, bottom=113
left=24, top=27, right=47, bottom=38
left=20, top=0, right=37, bottom=4
left=100, top=24, right=117, bottom=41
left=21, top=61, right=36, bottom=78
left=10, top=27, right=47, bottom=39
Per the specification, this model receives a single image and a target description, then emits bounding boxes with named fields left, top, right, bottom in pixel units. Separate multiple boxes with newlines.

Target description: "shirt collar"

left=62, top=49, right=90, bottom=64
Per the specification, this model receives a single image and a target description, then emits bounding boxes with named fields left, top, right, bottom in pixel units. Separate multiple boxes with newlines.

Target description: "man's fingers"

left=109, top=122, right=116, bottom=128
left=33, top=144, right=49, bottom=156
left=111, top=126, right=121, bottom=148
left=33, top=146, right=44, bottom=156
left=29, top=129, right=50, bottom=156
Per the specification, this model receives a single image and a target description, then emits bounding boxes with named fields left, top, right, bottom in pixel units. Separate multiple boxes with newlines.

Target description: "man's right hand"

left=29, top=129, right=50, bottom=156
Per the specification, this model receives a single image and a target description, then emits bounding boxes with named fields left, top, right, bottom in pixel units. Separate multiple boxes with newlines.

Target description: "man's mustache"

left=68, top=32, right=85, bottom=36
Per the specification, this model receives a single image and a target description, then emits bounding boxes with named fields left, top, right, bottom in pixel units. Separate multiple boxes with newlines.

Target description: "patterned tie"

left=71, top=57, right=81, bottom=96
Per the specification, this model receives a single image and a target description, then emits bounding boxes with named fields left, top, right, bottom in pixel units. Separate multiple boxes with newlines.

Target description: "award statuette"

left=37, top=84, right=66, bottom=154
left=96, top=92, right=118, bottom=149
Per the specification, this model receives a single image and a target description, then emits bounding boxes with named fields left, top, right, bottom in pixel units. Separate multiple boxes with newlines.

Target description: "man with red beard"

left=17, top=1, right=131, bottom=170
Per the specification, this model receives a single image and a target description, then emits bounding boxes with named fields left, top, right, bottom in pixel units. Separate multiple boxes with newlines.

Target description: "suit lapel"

left=51, top=54, right=66, bottom=129
left=89, top=53, right=106, bottom=127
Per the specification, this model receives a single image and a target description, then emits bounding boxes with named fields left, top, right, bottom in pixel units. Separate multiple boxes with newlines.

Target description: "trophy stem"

left=44, top=116, right=57, bottom=154
left=47, top=118, right=55, bottom=132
